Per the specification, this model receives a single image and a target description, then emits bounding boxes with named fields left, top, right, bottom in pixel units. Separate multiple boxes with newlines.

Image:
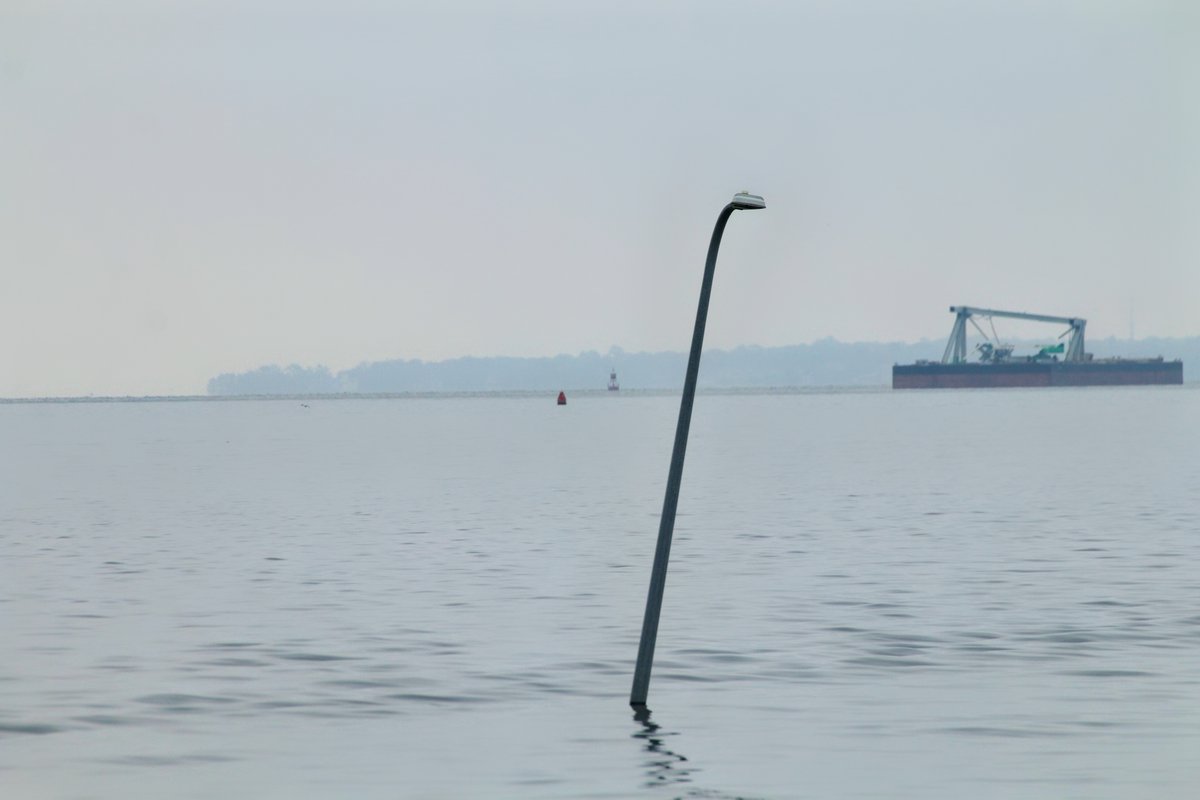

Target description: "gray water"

left=2, top=387, right=1198, bottom=798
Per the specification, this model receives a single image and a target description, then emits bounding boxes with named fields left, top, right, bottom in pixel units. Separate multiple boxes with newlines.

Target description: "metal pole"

left=630, top=203, right=735, bottom=708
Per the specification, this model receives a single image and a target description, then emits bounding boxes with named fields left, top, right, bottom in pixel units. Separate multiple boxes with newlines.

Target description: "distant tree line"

left=206, top=337, right=1199, bottom=395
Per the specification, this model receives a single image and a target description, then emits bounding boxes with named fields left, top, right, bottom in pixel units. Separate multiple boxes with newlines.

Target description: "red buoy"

left=557, top=391, right=567, bottom=405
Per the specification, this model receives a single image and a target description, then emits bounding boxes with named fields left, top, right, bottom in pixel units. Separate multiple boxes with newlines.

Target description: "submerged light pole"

left=630, top=191, right=766, bottom=708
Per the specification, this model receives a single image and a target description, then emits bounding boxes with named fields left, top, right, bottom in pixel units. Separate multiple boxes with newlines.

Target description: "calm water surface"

left=2, top=387, right=1198, bottom=798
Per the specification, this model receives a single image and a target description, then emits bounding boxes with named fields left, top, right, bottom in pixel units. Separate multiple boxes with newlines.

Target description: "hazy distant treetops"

left=206, top=338, right=1198, bottom=395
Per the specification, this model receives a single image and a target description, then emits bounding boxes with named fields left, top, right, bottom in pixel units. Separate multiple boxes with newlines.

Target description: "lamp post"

left=630, top=192, right=766, bottom=709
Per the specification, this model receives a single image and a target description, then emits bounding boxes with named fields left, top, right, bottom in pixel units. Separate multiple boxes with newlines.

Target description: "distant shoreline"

left=0, top=386, right=889, bottom=404
left=205, top=337, right=1197, bottom=397
left=6, top=337, right=1194, bottom=403
left=5, top=383, right=1198, bottom=405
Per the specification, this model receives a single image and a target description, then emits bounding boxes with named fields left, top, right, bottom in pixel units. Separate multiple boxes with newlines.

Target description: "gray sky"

left=2, top=0, right=1197, bottom=396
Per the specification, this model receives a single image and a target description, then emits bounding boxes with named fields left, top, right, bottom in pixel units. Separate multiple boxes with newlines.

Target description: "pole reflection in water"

left=631, top=708, right=766, bottom=799
left=632, top=706, right=696, bottom=789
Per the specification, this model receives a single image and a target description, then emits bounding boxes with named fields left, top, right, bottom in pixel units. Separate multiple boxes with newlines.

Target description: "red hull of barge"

left=893, top=359, right=1183, bottom=389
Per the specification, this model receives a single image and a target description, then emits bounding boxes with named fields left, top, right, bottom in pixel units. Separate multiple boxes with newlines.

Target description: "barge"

left=893, top=306, right=1183, bottom=389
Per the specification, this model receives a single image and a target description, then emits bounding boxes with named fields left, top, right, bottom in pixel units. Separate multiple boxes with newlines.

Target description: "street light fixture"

left=630, top=191, right=766, bottom=709
left=730, top=192, right=766, bottom=210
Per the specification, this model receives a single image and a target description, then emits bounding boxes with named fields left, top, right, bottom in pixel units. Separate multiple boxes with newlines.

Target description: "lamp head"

left=731, top=191, right=766, bottom=210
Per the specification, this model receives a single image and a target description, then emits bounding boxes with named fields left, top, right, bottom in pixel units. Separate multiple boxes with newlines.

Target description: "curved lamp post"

left=630, top=191, right=766, bottom=709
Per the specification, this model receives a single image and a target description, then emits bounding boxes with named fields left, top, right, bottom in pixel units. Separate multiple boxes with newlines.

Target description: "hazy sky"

left=2, top=0, right=1197, bottom=396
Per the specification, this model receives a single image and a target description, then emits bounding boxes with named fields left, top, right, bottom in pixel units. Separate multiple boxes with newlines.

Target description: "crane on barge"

left=942, top=306, right=1087, bottom=364
left=894, top=305, right=1180, bottom=388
